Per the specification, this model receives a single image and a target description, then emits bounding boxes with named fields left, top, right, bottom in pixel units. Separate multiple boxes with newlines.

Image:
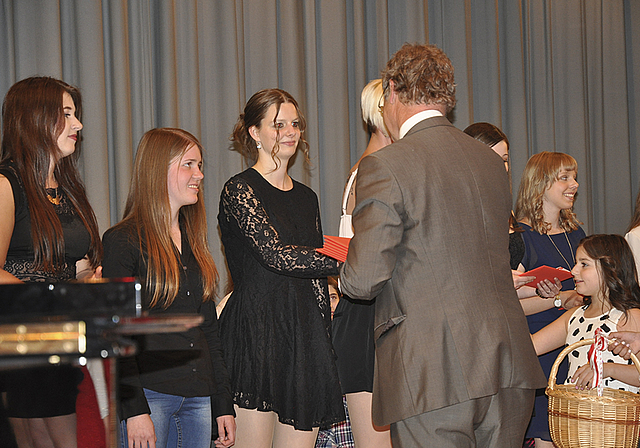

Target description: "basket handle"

left=548, top=337, right=640, bottom=391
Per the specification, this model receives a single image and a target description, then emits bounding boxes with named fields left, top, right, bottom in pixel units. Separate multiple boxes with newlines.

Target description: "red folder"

left=519, top=265, right=572, bottom=288
left=317, top=235, right=351, bottom=262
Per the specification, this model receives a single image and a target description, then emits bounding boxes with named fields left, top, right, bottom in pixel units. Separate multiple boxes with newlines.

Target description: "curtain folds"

left=1, top=0, right=638, bottom=291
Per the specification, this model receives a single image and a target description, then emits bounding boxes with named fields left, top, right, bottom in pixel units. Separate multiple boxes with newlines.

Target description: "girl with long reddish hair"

left=0, top=76, right=102, bottom=447
left=102, top=128, right=235, bottom=448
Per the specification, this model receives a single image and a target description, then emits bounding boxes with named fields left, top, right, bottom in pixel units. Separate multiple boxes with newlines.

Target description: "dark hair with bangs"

left=579, top=234, right=640, bottom=321
left=464, top=122, right=509, bottom=149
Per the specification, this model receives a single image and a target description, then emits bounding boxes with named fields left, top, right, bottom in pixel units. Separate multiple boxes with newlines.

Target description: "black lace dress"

left=218, top=168, right=344, bottom=431
left=0, top=163, right=90, bottom=417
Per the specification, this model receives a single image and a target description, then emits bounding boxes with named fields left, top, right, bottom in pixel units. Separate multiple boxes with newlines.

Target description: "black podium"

left=0, top=279, right=202, bottom=447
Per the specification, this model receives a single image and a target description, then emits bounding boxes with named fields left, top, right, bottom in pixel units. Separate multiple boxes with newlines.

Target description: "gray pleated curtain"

left=1, top=0, right=639, bottom=292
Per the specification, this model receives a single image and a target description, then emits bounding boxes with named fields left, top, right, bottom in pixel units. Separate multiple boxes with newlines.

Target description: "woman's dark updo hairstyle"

left=579, top=234, right=640, bottom=320
left=231, top=88, right=309, bottom=168
left=463, top=122, right=509, bottom=149
left=464, top=121, right=519, bottom=232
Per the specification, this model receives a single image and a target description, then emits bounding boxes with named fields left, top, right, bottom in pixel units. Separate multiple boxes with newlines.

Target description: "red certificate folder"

left=317, top=235, right=351, bottom=262
left=519, top=265, right=572, bottom=288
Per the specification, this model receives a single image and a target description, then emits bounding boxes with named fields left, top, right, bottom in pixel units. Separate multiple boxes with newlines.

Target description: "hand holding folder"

left=317, top=235, right=351, bottom=263
left=519, top=265, right=572, bottom=288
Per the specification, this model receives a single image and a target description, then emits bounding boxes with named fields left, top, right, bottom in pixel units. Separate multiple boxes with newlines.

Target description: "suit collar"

left=402, top=115, right=453, bottom=138
left=399, top=110, right=443, bottom=139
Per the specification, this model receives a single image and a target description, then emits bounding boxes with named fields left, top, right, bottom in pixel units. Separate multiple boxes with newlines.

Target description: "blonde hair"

left=118, top=128, right=217, bottom=309
left=515, top=151, right=581, bottom=234
left=361, top=79, right=387, bottom=136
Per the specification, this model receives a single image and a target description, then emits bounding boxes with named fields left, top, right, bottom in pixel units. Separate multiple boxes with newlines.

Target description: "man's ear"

left=388, top=80, right=397, bottom=104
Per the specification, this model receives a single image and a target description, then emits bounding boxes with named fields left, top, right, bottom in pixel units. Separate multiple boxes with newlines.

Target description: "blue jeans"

left=120, top=389, right=211, bottom=448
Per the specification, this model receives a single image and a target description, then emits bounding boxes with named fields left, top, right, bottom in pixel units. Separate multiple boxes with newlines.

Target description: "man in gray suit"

left=339, top=43, right=546, bottom=448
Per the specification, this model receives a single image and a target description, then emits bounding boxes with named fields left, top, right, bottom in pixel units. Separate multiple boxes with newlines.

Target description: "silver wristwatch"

left=554, top=295, right=562, bottom=308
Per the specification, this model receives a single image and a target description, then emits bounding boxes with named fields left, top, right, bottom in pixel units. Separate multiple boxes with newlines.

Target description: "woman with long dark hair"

left=0, top=76, right=102, bottom=447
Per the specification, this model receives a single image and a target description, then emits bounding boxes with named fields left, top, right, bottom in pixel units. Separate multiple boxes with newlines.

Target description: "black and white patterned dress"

left=565, top=305, right=638, bottom=392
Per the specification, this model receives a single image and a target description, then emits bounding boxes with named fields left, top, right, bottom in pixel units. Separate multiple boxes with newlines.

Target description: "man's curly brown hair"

left=381, top=43, right=456, bottom=113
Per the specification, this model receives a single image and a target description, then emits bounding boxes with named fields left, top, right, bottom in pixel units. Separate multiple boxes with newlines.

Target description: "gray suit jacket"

left=340, top=116, right=546, bottom=426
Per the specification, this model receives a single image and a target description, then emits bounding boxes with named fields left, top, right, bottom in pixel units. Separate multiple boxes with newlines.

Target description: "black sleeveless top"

left=1, top=162, right=90, bottom=281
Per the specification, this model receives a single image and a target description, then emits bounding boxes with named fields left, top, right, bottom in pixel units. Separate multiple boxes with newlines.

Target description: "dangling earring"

left=256, top=141, right=262, bottom=150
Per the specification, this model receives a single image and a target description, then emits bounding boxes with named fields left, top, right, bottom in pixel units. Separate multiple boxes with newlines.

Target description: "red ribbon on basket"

left=588, top=328, right=607, bottom=396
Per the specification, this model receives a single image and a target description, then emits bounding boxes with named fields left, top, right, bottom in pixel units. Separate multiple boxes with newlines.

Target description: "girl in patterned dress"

left=532, top=234, right=640, bottom=392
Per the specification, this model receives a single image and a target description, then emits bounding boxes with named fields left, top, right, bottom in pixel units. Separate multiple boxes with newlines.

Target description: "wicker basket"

left=547, top=338, right=640, bottom=448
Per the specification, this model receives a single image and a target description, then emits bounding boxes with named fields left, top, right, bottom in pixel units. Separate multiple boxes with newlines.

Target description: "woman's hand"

left=76, top=256, right=102, bottom=281
left=512, top=270, right=535, bottom=290
left=609, top=331, right=640, bottom=360
left=214, top=415, right=236, bottom=447
left=126, top=414, right=156, bottom=448
left=535, top=278, right=562, bottom=298
left=89, top=265, right=103, bottom=280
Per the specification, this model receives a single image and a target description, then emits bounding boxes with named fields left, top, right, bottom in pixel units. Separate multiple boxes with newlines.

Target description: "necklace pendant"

left=47, top=193, right=60, bottom=205
left=46, top=189, right=61, bottom=205
left=547, top=231, right=575, bottom=271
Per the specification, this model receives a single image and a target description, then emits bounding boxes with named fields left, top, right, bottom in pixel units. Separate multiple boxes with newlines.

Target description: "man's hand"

left=512, top=270, right=535, bottom=290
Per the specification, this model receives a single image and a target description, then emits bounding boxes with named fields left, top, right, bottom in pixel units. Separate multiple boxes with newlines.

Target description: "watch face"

left=554, top=298, right=562, bottom=308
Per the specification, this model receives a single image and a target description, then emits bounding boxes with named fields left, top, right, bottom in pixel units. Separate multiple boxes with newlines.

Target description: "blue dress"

left=519, top=222, right=586, bottom=441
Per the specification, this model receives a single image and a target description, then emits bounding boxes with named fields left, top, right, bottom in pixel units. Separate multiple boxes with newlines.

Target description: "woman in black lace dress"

left=218, top=89, right=343, bottom=448
left=0, top=77, right=102, bottom=447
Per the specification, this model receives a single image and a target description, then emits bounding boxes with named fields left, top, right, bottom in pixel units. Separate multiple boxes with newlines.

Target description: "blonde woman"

left=102, top=128, right=235, bottom=448
left=326, top=79, right=392, bottom=448
left=515, top=151, right=586, bottom=448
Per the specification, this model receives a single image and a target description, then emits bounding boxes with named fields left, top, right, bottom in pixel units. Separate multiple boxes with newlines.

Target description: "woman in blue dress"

left=514, top=151, right=586, bottom=448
